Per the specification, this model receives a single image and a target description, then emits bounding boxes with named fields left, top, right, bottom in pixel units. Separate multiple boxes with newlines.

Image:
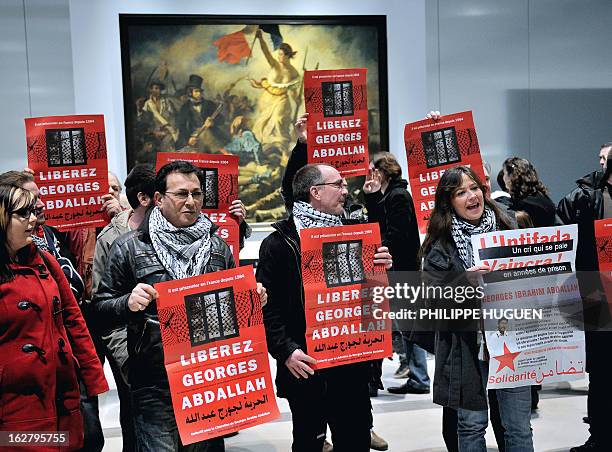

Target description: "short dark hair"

left=155, top=160, right=204, bottom=194
left=0, top=170, right=34, bottom=187
left=292, top=164, right=325, bottom=203
left=371, top=152, right=402, bottom=180
left=125, top=164, right=156, bottom=209
left=600, top=142, right=612, bottom=149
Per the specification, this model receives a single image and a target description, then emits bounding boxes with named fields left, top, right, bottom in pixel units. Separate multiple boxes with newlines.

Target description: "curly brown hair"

left=502, top=157, right=548, bottom=201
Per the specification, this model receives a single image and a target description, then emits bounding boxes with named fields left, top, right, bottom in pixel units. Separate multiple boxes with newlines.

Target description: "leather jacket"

left=557, top=170, right=605, bottom=271
left=92, top=210, right=234, bottom=390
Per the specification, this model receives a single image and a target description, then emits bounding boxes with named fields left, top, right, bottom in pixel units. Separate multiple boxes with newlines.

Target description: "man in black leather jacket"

left=93, top=161, right=266, bottom=452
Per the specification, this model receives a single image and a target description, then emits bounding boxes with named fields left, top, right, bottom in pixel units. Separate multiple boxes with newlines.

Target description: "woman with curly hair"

left=502, top=157, right=556, bottom=227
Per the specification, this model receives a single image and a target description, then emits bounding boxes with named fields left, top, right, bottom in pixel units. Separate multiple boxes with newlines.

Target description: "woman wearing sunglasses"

left=0, top=182, right=107, bottom=451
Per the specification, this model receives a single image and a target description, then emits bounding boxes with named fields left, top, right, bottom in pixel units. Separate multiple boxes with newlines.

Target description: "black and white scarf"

left=149, top=207, right=213, bottom=280
left=451, top=206, right=497, bottom=269
left=292, top=201, right=343, bottom=233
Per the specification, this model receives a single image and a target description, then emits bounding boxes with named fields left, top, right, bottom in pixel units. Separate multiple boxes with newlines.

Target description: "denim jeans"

left=132, top=386, right=225, bottom=452
left=401, top=334, right=431, bottom=388
left=457, top=361, right=533, bottom=452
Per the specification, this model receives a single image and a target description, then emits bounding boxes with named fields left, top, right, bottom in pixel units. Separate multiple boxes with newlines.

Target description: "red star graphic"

left=493, top=343, right=521, bottom=373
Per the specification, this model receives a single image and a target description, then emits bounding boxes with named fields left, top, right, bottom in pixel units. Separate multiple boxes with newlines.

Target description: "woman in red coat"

left=0, top=183, right=108, bottom=451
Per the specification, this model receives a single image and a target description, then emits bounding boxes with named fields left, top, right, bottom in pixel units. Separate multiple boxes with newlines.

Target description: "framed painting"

left=119, top=14, right=388, bottom=223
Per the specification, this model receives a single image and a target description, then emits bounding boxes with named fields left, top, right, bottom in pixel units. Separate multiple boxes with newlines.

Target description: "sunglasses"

left=12, top=205, right=37, bottom=220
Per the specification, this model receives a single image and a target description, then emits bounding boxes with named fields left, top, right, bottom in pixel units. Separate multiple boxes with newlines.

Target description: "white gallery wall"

left=426, top=0, right=612, bottom=200
left=0, top=0, right=74, bottom=174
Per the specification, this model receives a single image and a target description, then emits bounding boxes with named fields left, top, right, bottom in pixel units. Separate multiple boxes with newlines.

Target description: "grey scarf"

left=149, top=207, right=213, bottom=280
left=292, top=201, right=343, bottom=233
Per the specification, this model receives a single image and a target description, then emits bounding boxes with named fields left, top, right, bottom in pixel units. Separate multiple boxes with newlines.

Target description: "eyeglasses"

left=12, top=206, right=37, bottom=221
left=165, top=190, right=205, bottom=201
left=313, top=180, right=348, bottom=190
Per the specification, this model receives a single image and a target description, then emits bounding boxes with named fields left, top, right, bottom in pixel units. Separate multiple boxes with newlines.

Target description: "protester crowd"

left=0, top=108, right=609, bottom=452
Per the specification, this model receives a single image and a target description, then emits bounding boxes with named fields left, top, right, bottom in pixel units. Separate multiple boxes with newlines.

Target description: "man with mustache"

left=93, top=160, right=267, bottom=451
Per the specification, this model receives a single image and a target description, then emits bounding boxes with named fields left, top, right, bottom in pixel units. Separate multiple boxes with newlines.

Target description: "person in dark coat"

left=420, top=166, right=532, bottom=452
left=363, top=152, right=430, bottom=395
left=501, top=157, right=557, bottom=228
left=93, top=161, right=267, bottom=452
left=0, top=183, right=108, bottom=451
left=558, top=154, right=612, bottom=452
left=278, top=113, right=389, bottom=450
left=257, top=162, right=393, bottom=452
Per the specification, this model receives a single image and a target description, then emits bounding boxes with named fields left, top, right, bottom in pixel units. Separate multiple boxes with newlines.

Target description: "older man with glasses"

left=257, top=162, right=393, bottom=452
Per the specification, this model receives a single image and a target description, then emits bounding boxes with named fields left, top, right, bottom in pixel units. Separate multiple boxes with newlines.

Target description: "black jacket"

left=422, top=240, right=487, bottom=411
left=256, top=217, right=370, bottom=398
left=511, top=192, right=557, bottom=228
left=92, top=210, right=235, bottom=390
left=422, top=211, right=517, bottom=411
left=557, top=170, right=605, bottom=271
left=365, top=178, right=421, bottom=271
left=557, top=171, right=611, bottom=371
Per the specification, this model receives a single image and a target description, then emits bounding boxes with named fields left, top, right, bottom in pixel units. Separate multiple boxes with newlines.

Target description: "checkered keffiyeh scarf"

left=32, top=233, right=50, bottom=253
left=451, top=206, right=496, bottom=269
left=149, top=207, right=213, bottom=280
left=292, top=201, right=343, bottom=233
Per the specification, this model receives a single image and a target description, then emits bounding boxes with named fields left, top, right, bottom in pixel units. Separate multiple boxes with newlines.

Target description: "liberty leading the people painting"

left=120, top=15, right=388, bottom=222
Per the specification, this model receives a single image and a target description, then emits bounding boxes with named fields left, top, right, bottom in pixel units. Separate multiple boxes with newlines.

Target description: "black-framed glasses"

left=12, top=205, right=37, bottom=221
left=313, top=179, right=348, bottom=190
left=164, top=190, right=205, bottom=201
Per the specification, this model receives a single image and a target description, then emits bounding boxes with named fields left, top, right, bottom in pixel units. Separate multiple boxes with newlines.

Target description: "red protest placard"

left=404, top=111, right=485, bottom=235
left=157, top=153, right=240, bottom=262
left=595, top=218, right=612, bottom=317
left=300, top=223, right=392, bottom=369
left=25, top=114, right=109, bottom=231
left=595, top=218, right=612, bottom=272
left=155, top=266, right=279, bottom=444
left=304, top=68, right=369, bottom=177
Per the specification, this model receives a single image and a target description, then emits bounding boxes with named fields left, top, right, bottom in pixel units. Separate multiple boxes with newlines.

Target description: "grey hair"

left=292, top=164, right=325, bottom=203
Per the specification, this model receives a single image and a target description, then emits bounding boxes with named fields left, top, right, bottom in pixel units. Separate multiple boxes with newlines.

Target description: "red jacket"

left=0, top=247, right=108, bottom=451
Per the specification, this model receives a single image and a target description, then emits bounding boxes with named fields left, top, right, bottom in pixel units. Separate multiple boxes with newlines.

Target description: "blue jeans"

left=132, top=386, right=225, bottom=452
left=457, top=361, right=533, bottom=452
left=402, top=334, right=430, bottom=388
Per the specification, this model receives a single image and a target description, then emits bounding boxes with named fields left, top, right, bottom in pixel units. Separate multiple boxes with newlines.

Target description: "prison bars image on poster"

left=404, top=111, right=486, bottom=235
left=299, top=223, right=392, bottom=369
left=25, top=114, right=110, bottom=230
left=471, top=224, right=585, bottom=389
left=154, top=266, right=279, bottom=444
left=304, top=68, right=369, bottom=177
